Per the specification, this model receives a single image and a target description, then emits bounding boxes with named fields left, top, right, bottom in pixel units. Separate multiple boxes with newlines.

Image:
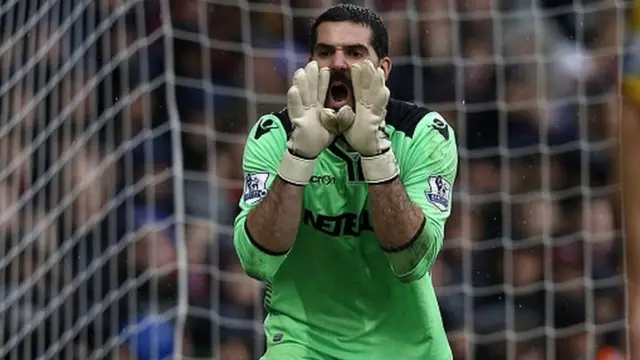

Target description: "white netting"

left=0, top=0, right=626, bottom=359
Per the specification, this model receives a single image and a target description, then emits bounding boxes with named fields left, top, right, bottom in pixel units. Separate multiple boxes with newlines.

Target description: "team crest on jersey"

left=244, top=173, right=270, bottom=205
left=426, top=175, right=451, bottom=212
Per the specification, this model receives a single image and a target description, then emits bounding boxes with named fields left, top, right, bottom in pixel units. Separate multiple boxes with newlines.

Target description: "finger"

left=372, top=69, right=390, bottom=112
left=319, top=108, right=339, bottom=134
left=292, top=67, right=310, bottom=106
left=305, top=61, right=319, bottom=105
left=376, top=86, right=390, bottom=112
left=337, top=105, right=355, bottom=120
left=336, top=105, right=355, bottom=133
left=371, top=85, right=390, bottom=114
left=358, top=60, right=375, bottom=91
left=286, top=85, right=305, bottom=119
left=350, top=63, right=363, bottom=101
left=371, top=67, right=386, bottom=92
left=317, top=67, right=331, bottom=105
left=286, top=137, right=298, bottom=153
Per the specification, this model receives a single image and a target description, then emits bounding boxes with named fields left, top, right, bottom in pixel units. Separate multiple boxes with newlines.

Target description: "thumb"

left=319, top=108, right=340, bottom=135
left=335, top=105, right=355, bottom=133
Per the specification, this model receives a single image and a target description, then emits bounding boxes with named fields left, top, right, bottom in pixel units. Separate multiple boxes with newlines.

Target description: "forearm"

left=246, top=177, right=305, bottom=253
left=369, top=178, right=436, bottom=281
left=234, top=177, right=304, bottom=280
left=369, top=178, right=425, bottom=249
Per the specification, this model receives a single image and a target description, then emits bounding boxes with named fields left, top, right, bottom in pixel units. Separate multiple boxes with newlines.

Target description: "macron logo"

left=309, top=175, right=336, bottom=185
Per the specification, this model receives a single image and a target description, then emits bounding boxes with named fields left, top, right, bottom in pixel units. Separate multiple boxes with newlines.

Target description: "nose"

left=329, top=52, right=349, bottom=72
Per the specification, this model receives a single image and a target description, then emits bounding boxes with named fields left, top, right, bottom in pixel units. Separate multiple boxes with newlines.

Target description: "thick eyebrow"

left=314, top=42, right=370, bottom=53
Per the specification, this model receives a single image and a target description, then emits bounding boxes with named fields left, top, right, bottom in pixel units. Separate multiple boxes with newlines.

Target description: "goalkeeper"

left=233, top=4, right=457, bottom=360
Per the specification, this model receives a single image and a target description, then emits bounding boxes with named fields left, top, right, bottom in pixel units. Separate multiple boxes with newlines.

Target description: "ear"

left=379, top=57, right=392, bottom=80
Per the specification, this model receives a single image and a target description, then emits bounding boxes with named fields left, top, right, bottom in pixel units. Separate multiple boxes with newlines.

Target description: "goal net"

left=0, top=0, right=625, bottom=359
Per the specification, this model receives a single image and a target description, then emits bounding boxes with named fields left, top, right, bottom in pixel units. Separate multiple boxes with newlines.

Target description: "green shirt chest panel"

left=302, top=147, right=370, bottom=238
left=300, top=127, right=410, bottom=239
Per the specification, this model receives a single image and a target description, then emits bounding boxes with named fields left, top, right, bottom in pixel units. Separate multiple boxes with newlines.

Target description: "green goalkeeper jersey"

left=233, top=99, right=458, bottom=360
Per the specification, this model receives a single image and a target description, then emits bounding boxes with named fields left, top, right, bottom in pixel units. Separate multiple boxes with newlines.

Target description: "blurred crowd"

left=0, top=0, right=625, bottom=359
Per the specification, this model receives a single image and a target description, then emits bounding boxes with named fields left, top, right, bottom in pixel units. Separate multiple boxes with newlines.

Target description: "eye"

left=346, top=49, right=364, bottom=58
left=316, top=49, right=332, bottom=57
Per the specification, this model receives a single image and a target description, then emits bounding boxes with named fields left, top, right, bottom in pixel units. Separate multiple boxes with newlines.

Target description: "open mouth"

left=330, top=83, right=349, bottom=102
left=326, top=80, right=352, bottom=109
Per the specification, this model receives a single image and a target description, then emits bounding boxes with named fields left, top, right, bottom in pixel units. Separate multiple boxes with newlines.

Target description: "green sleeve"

left=233, top=114, right=289, bottom=281
left=386, top=111, right=458, bottom=282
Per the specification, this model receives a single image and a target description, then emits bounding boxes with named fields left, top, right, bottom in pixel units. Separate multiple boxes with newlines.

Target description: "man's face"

left=310, top=21, right=391, bottom=110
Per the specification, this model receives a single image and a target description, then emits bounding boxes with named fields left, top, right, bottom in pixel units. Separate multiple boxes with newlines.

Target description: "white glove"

left=339, top=60, right=398, bottom=183
left=278, top=61, right=338, bottom=185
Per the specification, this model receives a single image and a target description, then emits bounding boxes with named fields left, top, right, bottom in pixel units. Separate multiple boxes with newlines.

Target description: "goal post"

left=0, top=0, right=191, bottom=359
left=0, top=0, right=626, bottom=359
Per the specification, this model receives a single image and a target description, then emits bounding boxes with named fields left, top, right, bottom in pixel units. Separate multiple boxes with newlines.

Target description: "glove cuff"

left=361, top=149, right=399, bottom=184
left=278, top=150, right=317, bottom=185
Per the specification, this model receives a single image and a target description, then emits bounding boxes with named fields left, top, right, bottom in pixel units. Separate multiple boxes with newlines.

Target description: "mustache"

left=329, top=71, right=350, bottom=84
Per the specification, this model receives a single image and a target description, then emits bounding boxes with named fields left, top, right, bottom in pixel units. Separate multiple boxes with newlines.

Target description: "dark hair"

left=309, top=4, right=389, bottom=58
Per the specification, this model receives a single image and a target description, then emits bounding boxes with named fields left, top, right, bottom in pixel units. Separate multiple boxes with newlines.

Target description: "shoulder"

left=248, top=108, right=293, bottom=142
left=386, top=99, right=454, bottom=141
left=268, top=108, right=294, bottom=135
